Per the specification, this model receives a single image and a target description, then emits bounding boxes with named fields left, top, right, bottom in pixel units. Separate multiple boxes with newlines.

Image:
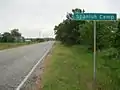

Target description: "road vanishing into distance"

left=0, top=41, right=54, bottom=89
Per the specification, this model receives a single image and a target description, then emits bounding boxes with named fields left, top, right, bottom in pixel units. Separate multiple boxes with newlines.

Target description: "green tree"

left=54, top=20, right=85, bottom=45
left=54, top=8, right=85, bottom=45
left=11, top=29, right=21, bottom=37
left=114, top=20, right=120, bottom=51
left=2, top=32, right=14, bottom=42
left=79, top=21, right=93, bottom=45
left=0, top=33, right=2, bottom=42
left=96, top=21, right=117, bottom=50
left=54, top=8, right=118, bottom=52
left=80, top=20, right=117, bottom=50
left=11, top=29, right=21, bottom=42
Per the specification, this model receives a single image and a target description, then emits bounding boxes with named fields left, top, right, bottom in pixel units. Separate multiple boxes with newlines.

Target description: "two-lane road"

left=0, top=41, right=54, bottom=89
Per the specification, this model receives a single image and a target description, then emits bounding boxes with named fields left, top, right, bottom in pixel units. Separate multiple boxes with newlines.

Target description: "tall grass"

left=42, top=43, right=120, bottom=90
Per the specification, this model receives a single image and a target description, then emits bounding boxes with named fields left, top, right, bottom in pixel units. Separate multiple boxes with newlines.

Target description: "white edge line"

left=16, top=47, right=51, bottom=90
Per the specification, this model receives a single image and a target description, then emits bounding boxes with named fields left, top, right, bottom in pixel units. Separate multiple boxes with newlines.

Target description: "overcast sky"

left=0, top=0, right=119, bottom=38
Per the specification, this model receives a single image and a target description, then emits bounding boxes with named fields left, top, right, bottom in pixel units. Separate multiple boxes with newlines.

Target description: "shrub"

left=102, top=48, right=119, bottom=59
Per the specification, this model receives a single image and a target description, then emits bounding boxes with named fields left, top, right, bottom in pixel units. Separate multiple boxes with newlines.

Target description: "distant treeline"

left=0, top=29, right=55, bottom=43
left=0, top=29, right=24, bottom=43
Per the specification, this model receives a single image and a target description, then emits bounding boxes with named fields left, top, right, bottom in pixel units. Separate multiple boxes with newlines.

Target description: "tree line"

left=0, top=29, right=25, bottom=43
left=0, top=29, right=55, bottom=43
left=54, top=8, right=120, bottom=89
left=54, top=8, right=120, bottom=58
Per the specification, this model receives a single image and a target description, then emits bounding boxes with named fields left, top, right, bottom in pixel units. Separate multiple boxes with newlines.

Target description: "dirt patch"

left=35, top=52, right=52, bottom=90
left=87, top=82, right=92, bottom=90
left=43, top=54, right=52, bottom=70
left=29, top=47, right=53, bottom=90
left=87, top=81, right=103, bottom=90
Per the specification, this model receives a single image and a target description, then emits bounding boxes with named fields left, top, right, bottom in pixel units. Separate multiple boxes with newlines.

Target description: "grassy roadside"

left=96, top=51, right=120, bottom=90
left=0, top=42, right=36, bottom=50
left=42, top=43, right=120, bottom=90
left=42, top=43, right=93, bottom=90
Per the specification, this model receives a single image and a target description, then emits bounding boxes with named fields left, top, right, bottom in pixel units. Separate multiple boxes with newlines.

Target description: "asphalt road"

left=0, top=41, right=54, bottom=89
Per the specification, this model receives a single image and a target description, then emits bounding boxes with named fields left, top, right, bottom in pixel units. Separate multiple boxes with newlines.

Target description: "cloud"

left=0, top=0, right=119, bottom=38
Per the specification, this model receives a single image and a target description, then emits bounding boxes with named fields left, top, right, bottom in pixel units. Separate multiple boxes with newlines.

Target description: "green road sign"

left=72, top=13, right=117, bottom=20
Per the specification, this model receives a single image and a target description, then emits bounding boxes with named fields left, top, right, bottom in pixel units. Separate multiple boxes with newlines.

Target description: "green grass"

left=42, top=44, right=93, bottom=90
left=42, top=43, right=120, bottom=90
left=96, top=51, right=120, bottom=90
left=0, top=42, right=34, bottom=50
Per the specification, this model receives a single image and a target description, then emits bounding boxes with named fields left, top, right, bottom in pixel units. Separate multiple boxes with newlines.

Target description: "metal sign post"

left=71, top=12, right=117, bottom=90
left=93, top=20, right=96, bottom=90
